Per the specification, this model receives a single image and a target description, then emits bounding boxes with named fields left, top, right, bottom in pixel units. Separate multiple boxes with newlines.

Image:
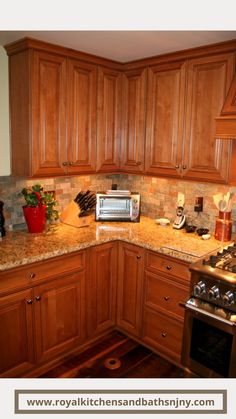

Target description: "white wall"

left=0, top=46, right=10, bottom=176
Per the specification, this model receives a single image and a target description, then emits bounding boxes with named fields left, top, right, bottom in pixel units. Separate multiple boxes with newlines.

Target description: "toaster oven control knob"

left=222, top=291, right=234, bottom=306
left=193, top=281, right=206, bottom=296
left=208, top=285, right=220, bottom=300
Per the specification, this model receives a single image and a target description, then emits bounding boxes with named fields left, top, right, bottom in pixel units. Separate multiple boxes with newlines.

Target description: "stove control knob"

left=193, top=281, right=206, bottom=296
left=208, top=286, right=220, bottom=300
left=222, top=291, right=234, bottom=306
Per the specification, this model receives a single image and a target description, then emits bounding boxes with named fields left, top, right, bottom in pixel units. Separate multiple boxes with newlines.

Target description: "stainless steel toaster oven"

left=95, top=191, right=140, bottom=222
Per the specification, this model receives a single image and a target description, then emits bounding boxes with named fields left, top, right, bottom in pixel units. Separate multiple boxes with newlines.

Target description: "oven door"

left=182, top=298, right=236, bottom=378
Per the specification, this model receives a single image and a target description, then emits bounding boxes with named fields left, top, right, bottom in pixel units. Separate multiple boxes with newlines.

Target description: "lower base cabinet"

left=86, top=242, right=117, bottom=337
left=142, top=308, right=183, bottom=364
left=116, top=242, right=144, bottom=337
left=0, top=242, right=191, bottom=377
left=0, top=251, right=86, bottom=377
left=0, top=289, right=35, bottom=377
left=34, top=272, right=86, bottom=364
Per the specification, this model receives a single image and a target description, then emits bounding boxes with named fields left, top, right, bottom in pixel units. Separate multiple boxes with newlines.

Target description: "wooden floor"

left=39, top=331, right=184, bottom=378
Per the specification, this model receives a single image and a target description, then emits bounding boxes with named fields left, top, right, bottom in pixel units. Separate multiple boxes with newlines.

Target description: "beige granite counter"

left=0, top=216, right=230, bottom=271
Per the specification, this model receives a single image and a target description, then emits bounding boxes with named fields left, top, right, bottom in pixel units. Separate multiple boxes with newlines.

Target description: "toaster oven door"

left=96, top=196, right=131, bottom=220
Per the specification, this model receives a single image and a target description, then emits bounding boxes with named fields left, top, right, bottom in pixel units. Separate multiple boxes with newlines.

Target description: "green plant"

left=21, top=184, right=59, bottom=222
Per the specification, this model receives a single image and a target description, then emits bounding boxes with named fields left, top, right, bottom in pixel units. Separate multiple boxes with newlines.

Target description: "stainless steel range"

left=182, top=243, right=236, bottom=378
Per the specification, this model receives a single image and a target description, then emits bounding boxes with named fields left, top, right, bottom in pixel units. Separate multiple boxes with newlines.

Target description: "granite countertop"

left=0, top=216, right=229, bottom=271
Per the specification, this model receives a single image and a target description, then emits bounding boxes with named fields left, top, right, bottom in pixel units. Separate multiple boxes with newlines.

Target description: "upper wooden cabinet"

left=8, top=45, right=97, bottom=177
left=145, top=61, right=186, bottom=177
left=67, top=59, right=97, bottom=174
left=10, top=50, right=68, bottom=177
left=6, top=37, right=236, bottom=182
left=183, top=53, right=235, bottom=183
left=121, top=68, right=147, bottom=173
left=145, top=53, right=235, bottom=183
left=96, top=67, right=122, bottom=172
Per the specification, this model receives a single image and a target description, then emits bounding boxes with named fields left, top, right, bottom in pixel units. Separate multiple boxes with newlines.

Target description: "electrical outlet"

left=194, top=197, right=203, bottom=212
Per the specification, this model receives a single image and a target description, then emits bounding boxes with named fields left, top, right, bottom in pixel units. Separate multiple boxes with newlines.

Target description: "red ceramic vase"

left=23, top=205, right=46, bottom=233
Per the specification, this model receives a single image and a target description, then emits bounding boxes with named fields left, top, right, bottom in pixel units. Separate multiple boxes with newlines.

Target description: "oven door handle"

left=184, top=301, right=236, bottom=326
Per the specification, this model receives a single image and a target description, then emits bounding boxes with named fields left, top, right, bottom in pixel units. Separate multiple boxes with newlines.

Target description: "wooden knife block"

left=60, top=201, right=89, bottom=228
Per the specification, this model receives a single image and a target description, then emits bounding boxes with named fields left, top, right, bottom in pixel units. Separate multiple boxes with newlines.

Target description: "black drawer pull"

left=26, top=299, right=33, bottom=305
left=161, top=332, right=167, bottom=338
left=166, top=265, right=172, bottom=270
left=164, top=296, right=170, bottom=301
left=136, top=255, right=141, bottom=259
left=35, top=296, right=41, bottom=301
left=29, top=272, right=35, bottom=279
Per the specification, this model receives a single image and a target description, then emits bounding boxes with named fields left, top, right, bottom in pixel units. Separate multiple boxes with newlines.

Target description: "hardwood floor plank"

left=38, top=331, right=183, bottom=379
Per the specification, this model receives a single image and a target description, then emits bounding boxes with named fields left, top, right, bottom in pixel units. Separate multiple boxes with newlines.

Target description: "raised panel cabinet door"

left=183, top=53, right=235, bottom=183
left=31, top=51, right=67, bottom=177
left=117, top=242, right=144, bottom=337
left=145, top=62, right=186, bottom=177
left=96, top=67, right=122, bottom=172
left=0, top=289, right=35, bottom=377
left=121, top=68, right=147, bottom=173
left=87, top=243, right=117, bottom=337
left=67, top=59, right=97, bottom=174
left=34, top=272, right=85, bottom=363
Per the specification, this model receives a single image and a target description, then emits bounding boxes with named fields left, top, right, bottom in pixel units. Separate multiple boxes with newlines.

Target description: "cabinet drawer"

left=0, top=251, right=85, bottom=296
left=144, top=271, right=189, bottom=320
left=143, top=308, right=183, bottom=362
left=146, top=251, right=190, bottom=282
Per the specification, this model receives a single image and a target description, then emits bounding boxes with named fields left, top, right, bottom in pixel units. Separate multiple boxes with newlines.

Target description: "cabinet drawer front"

left=0, top=251, right=85, bottom=295
left=146, top=251, right=190, bottom=281
left=143, top=308, right=183, bottom=362
left=144, top=272, right=189, bottom=319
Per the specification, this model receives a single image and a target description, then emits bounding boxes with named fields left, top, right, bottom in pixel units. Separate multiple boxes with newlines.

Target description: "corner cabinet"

left=96, top=67, right=122, bottom=172
left=116, top=242, right=144, bottom=337
left=86, top=242, right=118, bottom=337
left=7, top=44, right=97, bottom=177
left=121, top=68, right=147, bottom=173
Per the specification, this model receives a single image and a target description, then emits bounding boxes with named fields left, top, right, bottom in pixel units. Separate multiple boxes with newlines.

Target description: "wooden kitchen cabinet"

left=182, top=53, right=235, bottom=183
left=67, top=58, right=97, bottom=174
left=96, top=67, right=122, bottom=172
left=7, top=41, right=97, bottom=177
left=86, top=242, right=117, bottom=337
left=9, top=49, right=67, bottom=177
left=0, top=250, right=86, bottom=377
left=145, top=61, right=186, bottom=177
left=145, top=52, right=235, bottom=183
left=142, top=251, right=190, bottom=364
left=116, top=242, right=144, bottom=337
left=121, top=68, right=147, bottom=173
left=33, top=271, right=85, bottom=364
left=0, top=289, right=35, bottom=377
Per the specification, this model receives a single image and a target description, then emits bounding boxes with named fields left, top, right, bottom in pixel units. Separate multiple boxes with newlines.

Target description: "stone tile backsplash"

left=0, top=174, right=235, bottom=233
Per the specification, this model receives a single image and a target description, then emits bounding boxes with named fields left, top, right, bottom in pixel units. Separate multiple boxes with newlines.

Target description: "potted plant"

left=21, top=184, right=59, bottom=233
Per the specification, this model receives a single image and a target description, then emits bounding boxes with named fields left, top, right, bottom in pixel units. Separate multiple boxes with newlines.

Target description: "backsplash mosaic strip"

left=0, top=174, right=235, bottom=233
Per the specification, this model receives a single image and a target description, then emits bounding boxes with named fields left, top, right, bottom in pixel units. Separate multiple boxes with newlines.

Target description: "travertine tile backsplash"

left=0, top=174, right=235, bottom=233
